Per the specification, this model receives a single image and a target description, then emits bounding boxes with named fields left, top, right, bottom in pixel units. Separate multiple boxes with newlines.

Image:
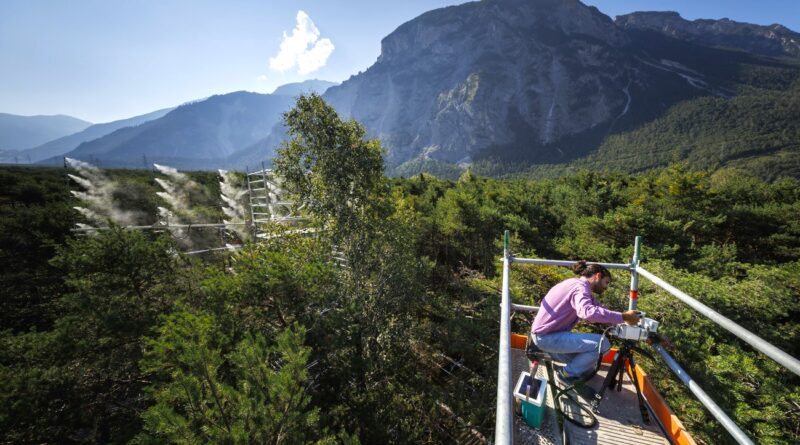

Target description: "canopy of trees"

left=1, top=96, right=798, bottom=444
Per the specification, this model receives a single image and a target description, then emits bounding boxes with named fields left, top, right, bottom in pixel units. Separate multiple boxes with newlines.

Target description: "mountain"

left=323, top=0, right=762, bottom=170
left=43, top=92, right=295, bottom=169
left=0, top=113, right=91, bottom=152
left=615, top=12, right=800, bottom=58
left=226, top=81, right=339, bottom=169
left=5, top=108, right=173, bottom=164
left=226, top=125, right=288, bottom=171
left=315, top=0, right=800, bottom=180
left=272, top=79, right=339, bottom=97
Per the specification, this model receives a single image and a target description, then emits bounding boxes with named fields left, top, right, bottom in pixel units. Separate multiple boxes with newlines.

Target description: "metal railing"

left=495, top=231, right=800, bottom=445
left=636, top=266, right=800, bottom=377
left=495, top=233, right=513, bottom=444
left=71, top=222, right=248, bottom=231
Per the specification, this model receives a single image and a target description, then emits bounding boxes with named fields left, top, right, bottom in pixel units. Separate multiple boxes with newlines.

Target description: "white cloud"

left=269, top=10, right=334, bottom=75
left=257, top=74, right=268, bottom=81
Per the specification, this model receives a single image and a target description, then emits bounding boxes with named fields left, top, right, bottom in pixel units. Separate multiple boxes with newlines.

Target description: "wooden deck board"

left=564, top=363, right=668, bottom=445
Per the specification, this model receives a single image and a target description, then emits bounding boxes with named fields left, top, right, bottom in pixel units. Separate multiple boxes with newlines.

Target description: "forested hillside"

left=580, top=70, right=800, bottom=180
left=1, top=96, right=798, bottom=444
left=419, top=60, right=800, bottom=181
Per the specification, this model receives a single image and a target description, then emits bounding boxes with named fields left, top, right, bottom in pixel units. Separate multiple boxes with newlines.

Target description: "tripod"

left=591, top=339, right=654, bottom=423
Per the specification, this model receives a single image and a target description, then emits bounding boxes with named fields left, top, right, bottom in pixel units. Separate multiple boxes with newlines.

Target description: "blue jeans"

left=532, top=331, right=610, bottom=378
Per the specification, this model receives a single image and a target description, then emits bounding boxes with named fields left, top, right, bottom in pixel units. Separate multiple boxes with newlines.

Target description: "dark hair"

left=572, top=260, right=611, bottom=279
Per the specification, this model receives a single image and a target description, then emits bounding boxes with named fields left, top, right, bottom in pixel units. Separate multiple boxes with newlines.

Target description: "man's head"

left=588, top=272, right=610, bottom=294
left=572, top=260, right=611, bottom=294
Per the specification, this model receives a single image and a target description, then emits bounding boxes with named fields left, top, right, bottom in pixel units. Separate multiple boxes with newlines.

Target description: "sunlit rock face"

left=324, top=0, right=640, bottom=166
left=322, top=0, right=747, bottom=167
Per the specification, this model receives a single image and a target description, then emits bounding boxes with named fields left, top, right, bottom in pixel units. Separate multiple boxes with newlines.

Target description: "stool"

left=525, top=339, right=561, bottom=411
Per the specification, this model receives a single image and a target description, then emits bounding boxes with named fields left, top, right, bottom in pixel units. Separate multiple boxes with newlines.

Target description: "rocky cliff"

left=322, top=0, right=794, bottom=171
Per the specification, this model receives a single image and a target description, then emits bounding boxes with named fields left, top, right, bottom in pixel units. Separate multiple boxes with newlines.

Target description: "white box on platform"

left=513, top=371, right=547, bottom=428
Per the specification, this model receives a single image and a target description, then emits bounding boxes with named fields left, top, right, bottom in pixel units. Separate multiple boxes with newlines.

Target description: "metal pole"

left=511, top=303, right=539, bottom=313
left=495, top=230, right=513, bottom=445
left=245, top=165, right=256, bottom=239
left=261, top=162, right=270, bottom=220
left=185, top=245, right=243, bottom=255
left=511, top=257, right=630, bottom=270
left=652, top=344, right=755, bottom=445
left=71, top=222, right=249, bottom=231
left=638, top=266, right=800, bottom=377
left=629, top=236, right=641, bottom=310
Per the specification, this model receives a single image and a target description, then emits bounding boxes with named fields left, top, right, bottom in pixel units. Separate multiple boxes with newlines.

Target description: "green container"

left=513, top=371, right=547, bottom=428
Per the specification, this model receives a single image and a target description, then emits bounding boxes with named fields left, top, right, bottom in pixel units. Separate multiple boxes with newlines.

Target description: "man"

left=530, top=260, right=640, bottom=384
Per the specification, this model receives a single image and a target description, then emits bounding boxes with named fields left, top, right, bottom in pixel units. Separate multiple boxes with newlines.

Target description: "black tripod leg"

left=606, top=350, right=621, bottom=389
left=593, top=350, right=621, bottom=413
left=616, top=356, right=625, bottom=392
left=626, top=355, right=650, bottom=424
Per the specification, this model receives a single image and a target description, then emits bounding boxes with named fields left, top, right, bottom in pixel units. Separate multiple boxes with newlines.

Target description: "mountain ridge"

left=272, top=79, right=339, bottom=97
left=3, top=108, right=174, bottom=164
left=615, top=11, right=800, bottom=58
left=323, top=0, right=743, bottom=168
left=316, top=0, right=799, bottom=181
left=0, top=113, right=91, bottom=153
left=40, top=80, right=337, bottom=169
left=40, top=91, right=294, bottom=168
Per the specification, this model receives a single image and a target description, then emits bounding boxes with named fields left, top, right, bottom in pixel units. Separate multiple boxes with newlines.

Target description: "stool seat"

left=525, top=341, right=555, bottom=362
left=522, top=334, right=600, bottom=429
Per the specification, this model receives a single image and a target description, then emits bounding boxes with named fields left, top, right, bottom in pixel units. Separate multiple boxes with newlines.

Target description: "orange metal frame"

left=510, top=333, right=696, bottom=445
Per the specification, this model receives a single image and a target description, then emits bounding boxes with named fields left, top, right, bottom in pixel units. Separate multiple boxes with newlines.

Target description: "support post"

left=245, top=165, right=256, bottom=240
left=629, top=235, right=641, bottom=311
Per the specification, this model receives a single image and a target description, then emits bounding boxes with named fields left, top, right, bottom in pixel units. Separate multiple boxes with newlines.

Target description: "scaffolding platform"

left=511, top=346, right=689, bottom=445
left=495, top=232, right=795, bottom=445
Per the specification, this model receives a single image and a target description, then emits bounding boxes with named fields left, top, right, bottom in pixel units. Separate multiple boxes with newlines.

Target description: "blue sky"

left=1, top=0, right=797, bottom=123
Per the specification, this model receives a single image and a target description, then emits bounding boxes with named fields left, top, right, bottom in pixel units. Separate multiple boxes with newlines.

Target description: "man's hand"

left=622, top=310, right=641, bottom=325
